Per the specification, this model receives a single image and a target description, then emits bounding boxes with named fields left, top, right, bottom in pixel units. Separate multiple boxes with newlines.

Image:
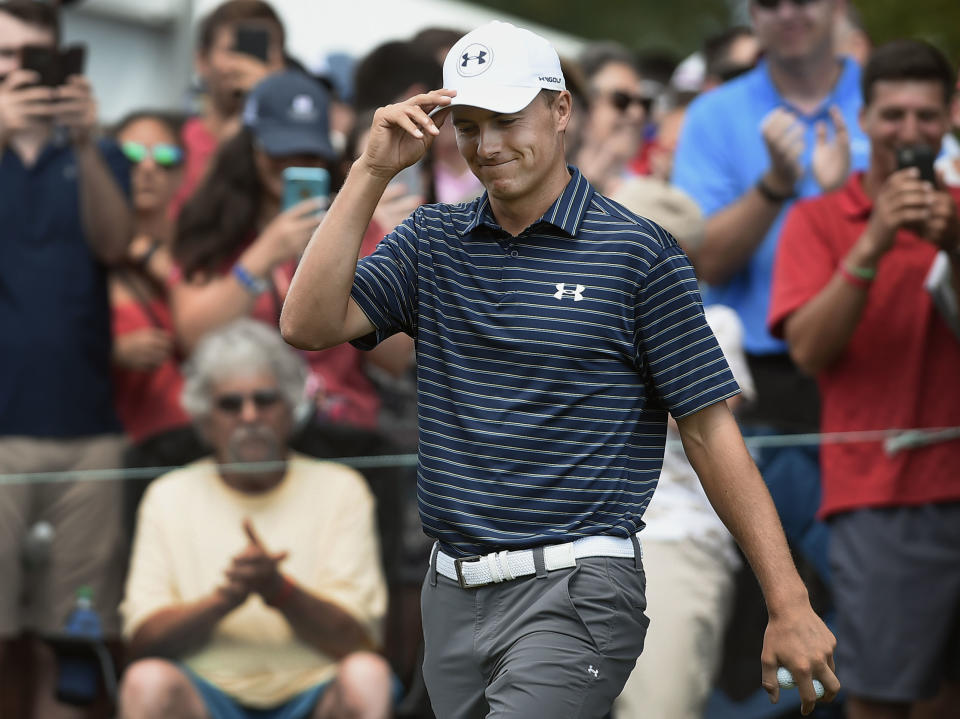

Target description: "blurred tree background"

left=467, top=0, right=960, bottom=69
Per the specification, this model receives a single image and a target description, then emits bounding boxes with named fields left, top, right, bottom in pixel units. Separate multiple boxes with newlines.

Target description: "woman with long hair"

left=171, top=70, right=383, bottom=430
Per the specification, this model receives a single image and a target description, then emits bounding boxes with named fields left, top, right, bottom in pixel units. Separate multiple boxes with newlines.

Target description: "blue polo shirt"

left=0, top=138, right=129, bottom=437
left=351, top=168, right=740, bottom=556
left=673, top=57, right=869, bottom=355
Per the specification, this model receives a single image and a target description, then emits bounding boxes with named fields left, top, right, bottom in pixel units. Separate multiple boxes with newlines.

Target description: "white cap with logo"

left=442, top=21, right=566, bottom=114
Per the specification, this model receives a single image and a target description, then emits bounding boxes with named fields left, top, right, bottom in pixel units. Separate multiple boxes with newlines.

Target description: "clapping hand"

left=761, top=107, right=805, bottom=198
left=811, top=106, right=850, bottom=192
left=224, top=518, right=289, bottom=601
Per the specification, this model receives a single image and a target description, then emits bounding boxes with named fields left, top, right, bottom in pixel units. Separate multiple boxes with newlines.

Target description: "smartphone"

left=896, top=145, right=937, bottom=185
left=20, top=45, right=61, bottom=86
left=389, top=162, right=426, bottom=197
left=233, top=25, right=270, bottom=63
left=59, top=44, right=86, bottom=80
left=283, top=167, right=331, bottom=213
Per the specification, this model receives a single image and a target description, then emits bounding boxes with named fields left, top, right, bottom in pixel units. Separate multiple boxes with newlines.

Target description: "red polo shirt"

left=769, top=172, right=960, bottom=517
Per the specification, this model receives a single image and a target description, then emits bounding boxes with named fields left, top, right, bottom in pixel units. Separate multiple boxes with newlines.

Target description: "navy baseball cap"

left=242, top=70, right=336, bottom=159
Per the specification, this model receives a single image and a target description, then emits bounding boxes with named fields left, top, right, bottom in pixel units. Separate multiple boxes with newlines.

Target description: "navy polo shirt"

left=0, top=138, right=130, bottom=437
left=352, top=168, right=740, bottom=556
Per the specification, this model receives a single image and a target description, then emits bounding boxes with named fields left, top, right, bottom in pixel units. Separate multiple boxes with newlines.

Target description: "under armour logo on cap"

left=457, top=43, right=493, bottom=77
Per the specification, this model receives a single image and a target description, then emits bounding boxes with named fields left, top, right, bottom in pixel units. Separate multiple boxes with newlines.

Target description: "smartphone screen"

left=20, top=45, right=61, bottom=86
left=233, top=26, right=270, bottom=63
left=896, top=145, right=937, bottom=185
left=282, top=167, right=331, bottom=213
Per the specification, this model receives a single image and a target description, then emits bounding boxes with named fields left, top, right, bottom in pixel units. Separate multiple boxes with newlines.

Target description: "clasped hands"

left=215, top=518, right=289, bottom=610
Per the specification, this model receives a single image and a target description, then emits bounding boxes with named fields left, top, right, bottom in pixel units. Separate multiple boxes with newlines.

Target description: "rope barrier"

left=1, top=425, right=958, bottom=486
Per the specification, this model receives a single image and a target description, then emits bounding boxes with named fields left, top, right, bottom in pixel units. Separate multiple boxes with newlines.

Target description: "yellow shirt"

left=121, top=454, right=388, bottom=708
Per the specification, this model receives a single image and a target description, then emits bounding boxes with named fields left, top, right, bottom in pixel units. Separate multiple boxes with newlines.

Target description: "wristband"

left=265, top=574, right=295, bottom=608
left=756, top=177, right=796, bottom=203
left=232, top=263, right=269, bottom=296
left=838, top=262, right=873, bottom=290
left=844, top=262, right=877, bottom=280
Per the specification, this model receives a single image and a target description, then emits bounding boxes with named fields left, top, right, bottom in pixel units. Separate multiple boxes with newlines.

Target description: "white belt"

left=434, top=534, right=641, bottom=589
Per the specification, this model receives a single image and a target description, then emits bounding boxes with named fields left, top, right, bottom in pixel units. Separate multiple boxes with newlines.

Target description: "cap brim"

left=447, top=85, right=540, bottom=114
left=256, top=125, right=336, bottom=160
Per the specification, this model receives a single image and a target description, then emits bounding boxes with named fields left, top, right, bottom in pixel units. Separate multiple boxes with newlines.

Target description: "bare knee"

left=326, top=651, right=392, bottom=719
left=119, top=658, right=207, bottom=719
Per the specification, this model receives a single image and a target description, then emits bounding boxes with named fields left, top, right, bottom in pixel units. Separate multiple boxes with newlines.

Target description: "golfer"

left=282, top=21, right=838, bottom=719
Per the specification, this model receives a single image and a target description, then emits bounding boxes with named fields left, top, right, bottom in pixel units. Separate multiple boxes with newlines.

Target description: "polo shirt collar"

left=838, top=171, right=873, bottom=219
left=755, top=56, right=860, bottom=118
left=461, top=166, right=594, bottom=237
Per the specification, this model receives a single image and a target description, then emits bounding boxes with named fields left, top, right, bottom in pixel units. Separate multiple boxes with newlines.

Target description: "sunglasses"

left=603, top=90, right=653, bottom=115
left=121, top=141, right=183, bottom=168
left=213, top=389, right=282, bottom=414
left=753, top=0, right=820, bottom=9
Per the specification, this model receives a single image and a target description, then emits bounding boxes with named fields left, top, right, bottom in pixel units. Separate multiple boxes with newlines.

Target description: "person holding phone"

left=0, top=2, right=133, bottom=718
left=172, top=70, right=386, bottom=433
left=171, top=0, right=286, bottom=215
left=770, top=40, right=960, bottom=719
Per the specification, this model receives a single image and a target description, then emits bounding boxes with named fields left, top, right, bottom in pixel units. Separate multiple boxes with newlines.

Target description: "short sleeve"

left=119, top=483, right=180, bottom=639
left=96, top=138, right=132, bottom=199
left=671, top=96, right=741, bottom=218
left=308, top=469, right=388, bottom=645
left=349, top=209, right=421, bottom=350
left=636, top=244, right=741, bottom=418
left=768, top=200, right=838, bottom=339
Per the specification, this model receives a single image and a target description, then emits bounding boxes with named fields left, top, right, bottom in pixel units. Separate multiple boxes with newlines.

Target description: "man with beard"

left=118, top=319, right=392, bottom=719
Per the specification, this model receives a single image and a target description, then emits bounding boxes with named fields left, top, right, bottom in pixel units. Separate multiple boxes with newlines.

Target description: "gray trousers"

left=421, top=546, right=650, bottom=719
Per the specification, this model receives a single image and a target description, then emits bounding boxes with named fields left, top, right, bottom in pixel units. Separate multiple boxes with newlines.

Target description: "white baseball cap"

left=441, top=21, right=566, bottom=114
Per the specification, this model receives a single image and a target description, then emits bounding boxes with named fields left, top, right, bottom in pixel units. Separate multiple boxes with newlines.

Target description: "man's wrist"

left=263, top=574, right=296, bottom=608
left=756, top=173, right=796, bottom=204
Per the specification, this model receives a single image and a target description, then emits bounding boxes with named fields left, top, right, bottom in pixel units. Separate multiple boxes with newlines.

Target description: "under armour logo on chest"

left=554, top=283, right=585, bottom=301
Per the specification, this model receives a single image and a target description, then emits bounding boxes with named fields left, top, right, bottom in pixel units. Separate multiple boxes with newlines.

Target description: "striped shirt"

left=351, top=167, right=739, bottom=556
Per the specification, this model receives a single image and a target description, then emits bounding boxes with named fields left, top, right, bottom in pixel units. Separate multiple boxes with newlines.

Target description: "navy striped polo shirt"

left=351, top=167, right=739, bottom=557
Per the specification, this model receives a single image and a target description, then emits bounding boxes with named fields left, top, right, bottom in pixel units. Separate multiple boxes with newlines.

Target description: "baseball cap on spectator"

left=242, top=70, right=335, bottom=159
left=442, top=21, right=565, bottom=114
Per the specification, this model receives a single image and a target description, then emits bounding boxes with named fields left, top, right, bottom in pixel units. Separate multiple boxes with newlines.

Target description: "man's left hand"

left=53, top=75, right=97, bottom=147
left=811, top=106, right=851, bottom=193
left=760, top=602, right=841, bottom=716
left=226, top=518, right=289, bottom=599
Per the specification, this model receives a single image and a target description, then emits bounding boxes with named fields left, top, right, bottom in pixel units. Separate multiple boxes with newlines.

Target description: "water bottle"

left=55, top=585, right=102, bottom=705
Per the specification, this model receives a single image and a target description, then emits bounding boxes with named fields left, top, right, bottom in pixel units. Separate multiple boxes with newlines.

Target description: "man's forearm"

left=75, top=142, right=132, bottom=264
left=272, top=578, right=375, bottom=659
left=677, top=403, right=809, bottom=614
left=698, top=185, right=785, bottom=285
left=127, top=594, right=234, bottom=661
left=281, top=158, right=390, bottom=349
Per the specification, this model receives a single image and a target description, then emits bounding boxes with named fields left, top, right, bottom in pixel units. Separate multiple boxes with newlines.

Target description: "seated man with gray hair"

left=118, top=319, right=392, bottom=719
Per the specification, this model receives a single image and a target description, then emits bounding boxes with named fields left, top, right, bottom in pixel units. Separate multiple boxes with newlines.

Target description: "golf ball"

left=777, top=667, right=825, bottom=699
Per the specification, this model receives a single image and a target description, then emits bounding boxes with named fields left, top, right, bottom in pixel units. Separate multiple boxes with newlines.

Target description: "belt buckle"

left=453, top=555, right=483, bottom=589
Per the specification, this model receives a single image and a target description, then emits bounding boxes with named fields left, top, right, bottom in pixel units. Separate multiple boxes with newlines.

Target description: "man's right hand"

left=258, top=196, right=327, bottom=266
left=0, top=70, right=55, bottom=142
left=761, top=107, right=805, bottom=197
left=857, top=167, right=933, bottom=262
left=358, top=89, right=455, bottom=180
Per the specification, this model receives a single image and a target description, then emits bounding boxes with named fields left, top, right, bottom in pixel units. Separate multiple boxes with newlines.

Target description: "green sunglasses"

left=121, top=141, right=183, bottom=168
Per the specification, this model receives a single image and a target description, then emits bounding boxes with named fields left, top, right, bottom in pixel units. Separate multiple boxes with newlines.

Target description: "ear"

left=555, top=90, right=573, bottom=133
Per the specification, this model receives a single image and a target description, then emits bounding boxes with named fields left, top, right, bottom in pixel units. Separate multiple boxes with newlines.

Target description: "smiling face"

left=860, top=79, right=950, bottom=180
left=451, top=91, right=571, bottom=206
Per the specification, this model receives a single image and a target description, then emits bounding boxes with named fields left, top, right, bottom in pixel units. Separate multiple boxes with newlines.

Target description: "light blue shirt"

left=673, top=57, right=870, bottom=354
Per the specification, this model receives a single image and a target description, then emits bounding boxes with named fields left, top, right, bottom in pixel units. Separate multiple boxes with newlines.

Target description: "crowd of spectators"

left=1, top=0, right=958, bottom=717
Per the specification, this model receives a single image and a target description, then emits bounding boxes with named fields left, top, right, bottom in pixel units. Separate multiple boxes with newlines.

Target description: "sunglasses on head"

left=604, top=90, right=653, bottom=114
left=121, top=141, right=183, bottom=168
left=213, top=389, right=282, bottom=414
left=753, top=0, right=820, bottom=9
